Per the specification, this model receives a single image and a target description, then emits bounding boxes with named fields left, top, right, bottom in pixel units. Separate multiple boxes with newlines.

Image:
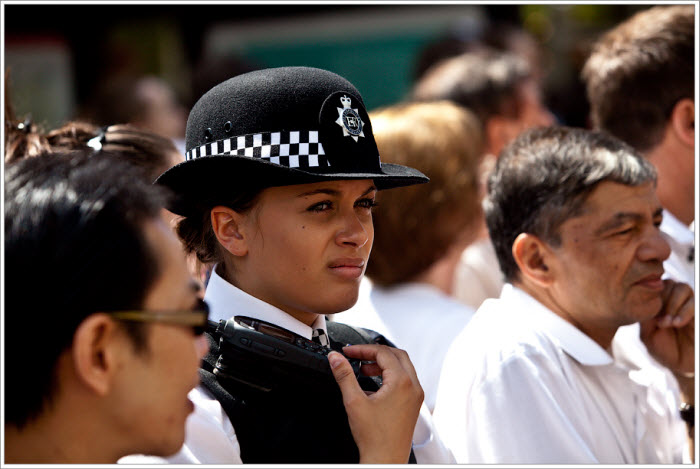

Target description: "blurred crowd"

left=3, top=4, right=696, bottom=465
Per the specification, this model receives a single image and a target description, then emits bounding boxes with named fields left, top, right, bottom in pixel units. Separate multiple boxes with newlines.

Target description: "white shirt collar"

left=204, top=265, right=327, bottom=340
left=500, top=284, right=613, bottom=366
left=660, top=209, right=694, bottom=245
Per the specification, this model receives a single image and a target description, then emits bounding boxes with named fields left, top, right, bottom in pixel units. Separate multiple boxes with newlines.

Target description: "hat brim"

left=156, top=155, right=428, bottom=216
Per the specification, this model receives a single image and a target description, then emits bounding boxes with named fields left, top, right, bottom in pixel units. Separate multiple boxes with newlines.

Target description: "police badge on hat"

left=336, top=95, right=365, bottom=141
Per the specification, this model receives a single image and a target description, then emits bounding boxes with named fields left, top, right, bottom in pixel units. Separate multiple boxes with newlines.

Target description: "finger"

left=328, top=351, right=366, bottom=404
left=657, top=281, right=694, bottom=327
left=343, top=344, right=408, bottom=387
left=670, top=295, right=694, bottom=327
left=385, top=347, right=421, bottom=385
left=342, top=344, right=397, bottom=362
left=360, top=362, right=382, bottom=376
left=344, top=344, right=416, bottom=380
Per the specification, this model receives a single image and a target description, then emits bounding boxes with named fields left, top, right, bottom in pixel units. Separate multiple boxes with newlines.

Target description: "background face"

left=232, top=179, right=376, bottom=321
left=546, top=181, right=670, bottom=337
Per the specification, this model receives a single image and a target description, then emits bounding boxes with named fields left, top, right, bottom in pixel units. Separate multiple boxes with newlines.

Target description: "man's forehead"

left=576, top=180, right=661, bottom=221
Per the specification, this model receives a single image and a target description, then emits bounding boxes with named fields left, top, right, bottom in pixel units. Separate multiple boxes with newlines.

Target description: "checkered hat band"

left=186, top=130, right=330, bottom=169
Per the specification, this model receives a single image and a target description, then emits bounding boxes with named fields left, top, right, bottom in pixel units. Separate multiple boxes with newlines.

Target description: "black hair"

left=485, top=126, right=657, bottom=282
left=4, top=150, right=169, bottom=428
left=411, top=48, right=532, bottom=125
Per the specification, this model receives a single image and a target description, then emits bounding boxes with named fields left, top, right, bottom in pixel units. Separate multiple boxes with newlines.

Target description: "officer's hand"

left=328, top=344, right=423, bottom=464
left=640, top=279, right=695, bottom=377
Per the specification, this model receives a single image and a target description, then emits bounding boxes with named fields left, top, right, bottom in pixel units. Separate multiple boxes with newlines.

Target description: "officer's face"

left=112, top=219, right=208, bottom=456
left=232, top=179, right=376, bottom=325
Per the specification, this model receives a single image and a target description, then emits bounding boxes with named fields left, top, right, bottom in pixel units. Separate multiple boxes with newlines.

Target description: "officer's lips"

left=328, top=258, right=365, bottom=280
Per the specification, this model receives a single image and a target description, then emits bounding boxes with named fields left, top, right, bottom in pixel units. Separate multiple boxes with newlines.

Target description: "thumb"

left=328, top=351, right=364, bottom=402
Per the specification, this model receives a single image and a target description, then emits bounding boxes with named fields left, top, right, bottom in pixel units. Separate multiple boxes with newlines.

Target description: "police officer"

left=120, top=66, right=453, bottom=464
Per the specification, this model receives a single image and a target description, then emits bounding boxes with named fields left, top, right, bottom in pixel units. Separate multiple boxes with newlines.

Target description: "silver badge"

left=336, top=95, right=365, bottom=141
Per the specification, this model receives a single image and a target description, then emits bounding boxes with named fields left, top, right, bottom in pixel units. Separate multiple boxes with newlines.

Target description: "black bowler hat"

left=156, top=66, right=428, bottom=216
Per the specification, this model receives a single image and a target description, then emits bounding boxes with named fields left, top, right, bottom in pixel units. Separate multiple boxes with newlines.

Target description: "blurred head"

left=582, top=5, right=694, bottom=153
left=84, top=75, right=187, bottom=141
left=411, top=48, right=554, bottom=155
left=4, top=151, right=207, bottom=460
left=365, top=101, right=485, bottom=286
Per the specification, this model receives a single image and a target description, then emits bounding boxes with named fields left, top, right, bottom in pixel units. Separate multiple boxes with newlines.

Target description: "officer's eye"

left=308, top=201, right=333, bottom=212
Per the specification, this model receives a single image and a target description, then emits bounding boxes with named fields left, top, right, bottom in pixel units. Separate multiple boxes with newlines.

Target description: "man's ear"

left=670, top=98, right=694, bottom=148
left=72, top=314, right=121, bottom=396
left=210, top=206, right=248, bottom=257
left=512, top=233, right=554, bottom=287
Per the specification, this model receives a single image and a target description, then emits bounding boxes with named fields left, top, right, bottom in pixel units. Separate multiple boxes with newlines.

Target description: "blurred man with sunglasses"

left=4, top=150, right=209, bottom=463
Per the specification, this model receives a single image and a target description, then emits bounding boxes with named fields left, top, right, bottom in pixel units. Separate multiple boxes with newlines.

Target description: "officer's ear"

left=512, top=233, right=554, bottom=287
left=669, top=98, right=694, bottom=148
left=211, top=206, right=248, bottom=257
left=72, top=314, right=124, bottom=396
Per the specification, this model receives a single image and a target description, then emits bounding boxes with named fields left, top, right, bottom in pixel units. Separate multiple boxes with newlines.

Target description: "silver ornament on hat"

left=335, top=95, right=365, bottom=142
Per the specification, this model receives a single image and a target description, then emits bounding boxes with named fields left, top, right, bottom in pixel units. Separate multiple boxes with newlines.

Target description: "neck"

left=515, top=280, right=617, bottom=350
left=218, top=263, right=320, bottom=327
left=5, top=411, right=120, bottom=464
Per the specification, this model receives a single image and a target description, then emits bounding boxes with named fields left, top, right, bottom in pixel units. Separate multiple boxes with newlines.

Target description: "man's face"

left=111, top=219, right=208, bottom=457
left=545, top=181, right=671, bottom=341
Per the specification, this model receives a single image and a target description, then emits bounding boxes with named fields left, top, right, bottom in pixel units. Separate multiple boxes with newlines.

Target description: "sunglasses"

left=107, top=298, right=210, bottom=335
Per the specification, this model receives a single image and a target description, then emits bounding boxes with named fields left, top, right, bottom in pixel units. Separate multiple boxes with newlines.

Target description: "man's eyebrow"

left=594, top=213, right=642, bottom=235
left=594, top=207, right=664, bottom=235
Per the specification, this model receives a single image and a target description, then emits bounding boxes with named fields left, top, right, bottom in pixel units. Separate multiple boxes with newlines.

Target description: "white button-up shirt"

left=432, top=284, right=689, bottom=464
left=660, top=210, right=695, bottom=289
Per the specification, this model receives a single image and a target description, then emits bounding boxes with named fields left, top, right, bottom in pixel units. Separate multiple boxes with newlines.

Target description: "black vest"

left=199, top=320, right=417, bottom=464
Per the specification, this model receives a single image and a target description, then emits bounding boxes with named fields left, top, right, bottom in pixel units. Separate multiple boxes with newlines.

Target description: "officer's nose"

left=335, top=212, right=370, bottom=249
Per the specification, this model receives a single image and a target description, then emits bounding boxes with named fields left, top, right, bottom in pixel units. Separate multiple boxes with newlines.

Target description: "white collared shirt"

left=660, top=210, right=695, bottom=290
left=204, top=266, right=328, bottom=338
left=432, top=284, right=689, bottom=464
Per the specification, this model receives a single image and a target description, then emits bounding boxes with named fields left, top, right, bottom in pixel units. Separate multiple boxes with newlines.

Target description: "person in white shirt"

left=335, top=101, right=484, bottom=413
left=432, top=126, right=694, bottom=463
left=581, top=5, right=696, bottom=439
left=582, top=5, right=694, bottom=291
left=122, top=66, right=447, bottom=464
